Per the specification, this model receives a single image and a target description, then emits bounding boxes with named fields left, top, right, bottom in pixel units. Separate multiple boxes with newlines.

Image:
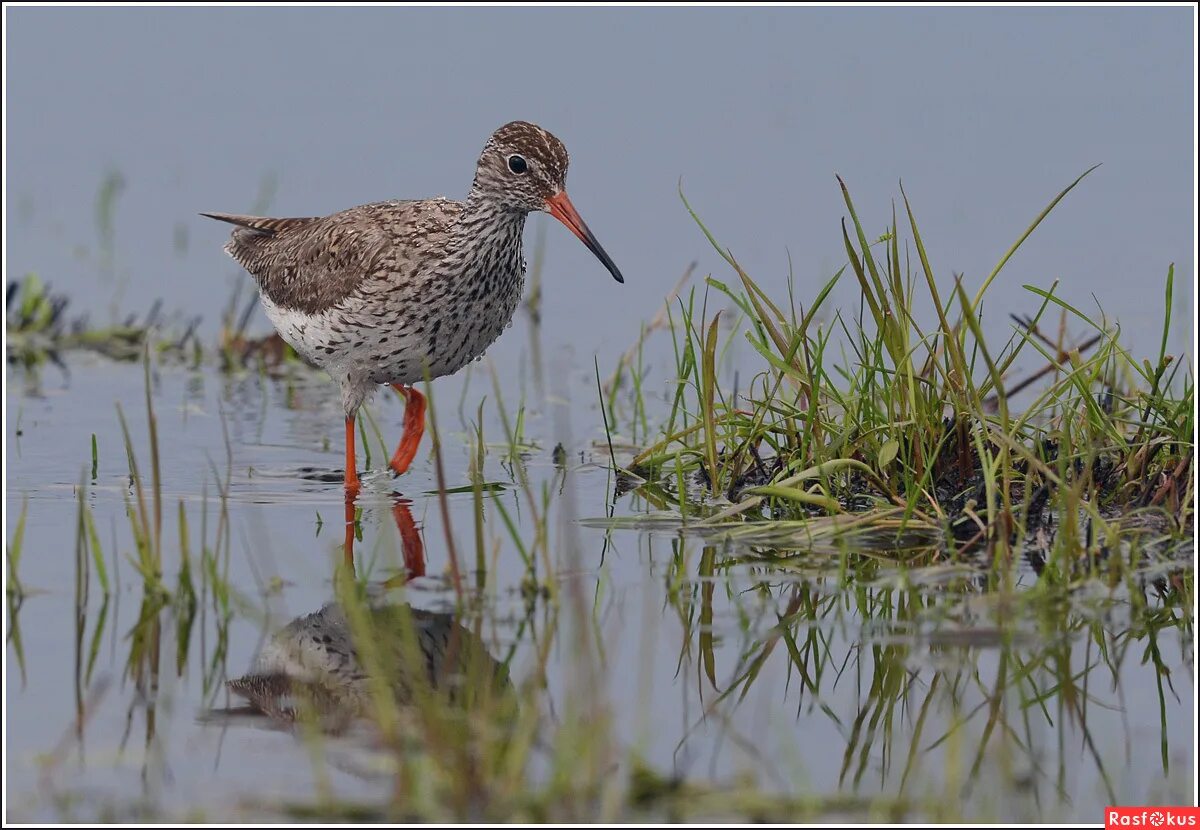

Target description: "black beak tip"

left=611, top=269, right=625, bottom=284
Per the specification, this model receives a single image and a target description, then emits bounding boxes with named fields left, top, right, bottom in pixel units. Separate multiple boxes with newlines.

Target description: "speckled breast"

left=259, top=262, right=525, bottom=386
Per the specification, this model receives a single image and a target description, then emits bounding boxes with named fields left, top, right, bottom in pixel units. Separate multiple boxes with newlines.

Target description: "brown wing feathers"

left=201, top=209, right=385, bottom=314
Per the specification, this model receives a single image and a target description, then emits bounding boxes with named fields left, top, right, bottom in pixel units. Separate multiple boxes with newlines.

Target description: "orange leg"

left=343, top=496, right=357, bottom=571
left=388, top=385, right=427, bottom=476
left=392, top=500, right=426, bottom=578
left=344, top=415, right=361, bottom=493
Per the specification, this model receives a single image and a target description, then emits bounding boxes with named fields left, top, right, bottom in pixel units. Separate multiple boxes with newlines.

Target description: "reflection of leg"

left=388, top=385, right=426, bottom=476
left=392, top=500, right=426, bottom=578
left=344, top=415, right=360, bottom=493
left=342, top=495, right=357, bottom=573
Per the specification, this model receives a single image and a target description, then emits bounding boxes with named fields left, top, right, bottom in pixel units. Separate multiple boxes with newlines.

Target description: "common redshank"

left=203, top=121, right=623, bottom=492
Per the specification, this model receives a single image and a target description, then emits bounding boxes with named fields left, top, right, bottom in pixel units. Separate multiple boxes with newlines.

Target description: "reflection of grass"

left=658, top=534, right=1193, bottom=813
left=6, top=499, right=29, bottom=684
left=6, top=498, right=27, bottom=601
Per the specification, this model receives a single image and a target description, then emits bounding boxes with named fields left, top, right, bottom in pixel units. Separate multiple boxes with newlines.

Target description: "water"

left=5, top=327, right=1194, bottom=821
left=4, top=5, right=1195, bottom=822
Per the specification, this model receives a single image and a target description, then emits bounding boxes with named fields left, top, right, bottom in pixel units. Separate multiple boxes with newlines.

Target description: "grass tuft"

left=612, top=172, right=1191, bottom=580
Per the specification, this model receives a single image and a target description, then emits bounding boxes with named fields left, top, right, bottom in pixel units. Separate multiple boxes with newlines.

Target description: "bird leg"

left=345, top=415, right=361, bottom=493
left=388, top=385, right=427, bottom=475
left=343, top=416, right=361, bottom=570
left=392, top=500, right=426, bottom=578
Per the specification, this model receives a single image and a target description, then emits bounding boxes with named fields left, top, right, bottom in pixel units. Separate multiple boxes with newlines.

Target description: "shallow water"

left=4, top=7, right=1196, bottom=819
left=5, top=320, right=1193, bottom=821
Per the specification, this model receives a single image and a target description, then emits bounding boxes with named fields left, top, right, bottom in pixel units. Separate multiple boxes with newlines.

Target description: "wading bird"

left=204, top=121, right=623, bottom=493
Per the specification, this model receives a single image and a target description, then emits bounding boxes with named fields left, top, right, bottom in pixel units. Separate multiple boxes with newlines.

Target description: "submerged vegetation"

left=5, top=169, right=1194, bottom=822
left=5, top=273, right=201, bottom=372
left=4, top=273, right=303, bottom=382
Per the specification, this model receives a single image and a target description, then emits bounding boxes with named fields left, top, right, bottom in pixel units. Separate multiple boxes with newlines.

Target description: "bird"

left=203, top=121, right=624, bottom=494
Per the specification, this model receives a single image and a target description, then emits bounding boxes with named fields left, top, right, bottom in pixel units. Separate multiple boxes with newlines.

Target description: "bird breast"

left=257, top=208, right=527, bottom=387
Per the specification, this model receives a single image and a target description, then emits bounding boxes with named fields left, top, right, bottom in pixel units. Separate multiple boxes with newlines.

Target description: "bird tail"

left=199, top=212, right=310, bottom=237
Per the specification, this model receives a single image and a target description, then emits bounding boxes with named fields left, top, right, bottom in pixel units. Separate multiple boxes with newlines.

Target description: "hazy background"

left=6, top=6, right=1195, bottom=362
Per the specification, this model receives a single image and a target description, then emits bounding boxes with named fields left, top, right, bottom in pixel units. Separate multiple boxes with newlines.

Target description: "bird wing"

left=202, top=201, right=460, bottom=315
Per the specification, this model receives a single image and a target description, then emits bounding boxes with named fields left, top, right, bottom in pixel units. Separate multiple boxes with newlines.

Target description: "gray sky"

left=6, top=5, right=1195, bottom=362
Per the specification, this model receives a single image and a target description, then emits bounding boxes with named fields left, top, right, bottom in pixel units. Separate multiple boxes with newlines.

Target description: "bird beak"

left=544, top=191, right=624, bottom=284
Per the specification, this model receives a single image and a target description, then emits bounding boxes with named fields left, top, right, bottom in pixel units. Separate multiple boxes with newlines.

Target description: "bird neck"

left=445, top=189, right=528, bottom=273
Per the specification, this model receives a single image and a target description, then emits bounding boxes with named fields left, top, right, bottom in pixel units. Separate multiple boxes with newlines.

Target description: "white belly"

left=259, top=294, right=512, bottom=386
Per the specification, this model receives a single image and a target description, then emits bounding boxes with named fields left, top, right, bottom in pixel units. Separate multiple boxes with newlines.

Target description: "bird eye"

left=507, top=154, right=528, bottom=174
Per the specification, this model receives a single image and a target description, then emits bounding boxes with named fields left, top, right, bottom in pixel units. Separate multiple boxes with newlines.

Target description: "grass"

left=607, top=170, right=1192, bottom=583
left=6, top=273, right=202, bottom=379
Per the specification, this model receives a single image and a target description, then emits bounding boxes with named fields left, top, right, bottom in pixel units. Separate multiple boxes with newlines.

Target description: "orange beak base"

left=544, top=191, right=624, bottom=283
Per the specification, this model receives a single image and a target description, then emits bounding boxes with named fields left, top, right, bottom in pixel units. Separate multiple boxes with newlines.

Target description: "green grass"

left=608, top=171, right=1192, bottom=582
left=5, top=273, right=202, bottom=377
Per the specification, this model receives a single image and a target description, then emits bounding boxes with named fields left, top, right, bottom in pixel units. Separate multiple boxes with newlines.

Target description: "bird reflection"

left=218, top=494, right=511, bottom=736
